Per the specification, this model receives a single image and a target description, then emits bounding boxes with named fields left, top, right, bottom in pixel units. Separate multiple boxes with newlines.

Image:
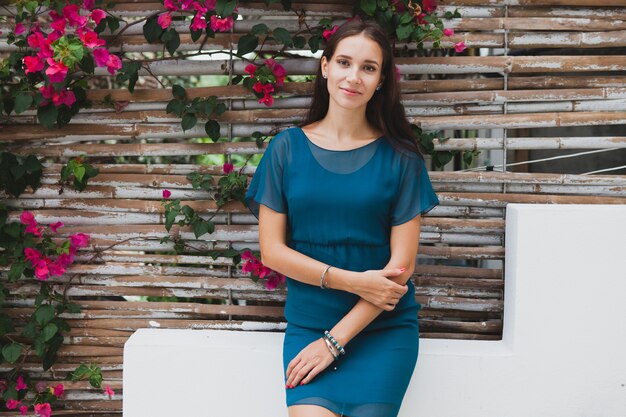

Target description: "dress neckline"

left=297, top=126, right=384, bottom=152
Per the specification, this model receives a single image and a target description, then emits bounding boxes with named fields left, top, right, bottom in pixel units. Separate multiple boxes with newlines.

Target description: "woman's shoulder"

left=381, top=137, right=426, bottom=162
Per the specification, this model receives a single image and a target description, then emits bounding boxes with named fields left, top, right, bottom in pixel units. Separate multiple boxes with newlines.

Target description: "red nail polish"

left=300, top=382, right=304, bottom=385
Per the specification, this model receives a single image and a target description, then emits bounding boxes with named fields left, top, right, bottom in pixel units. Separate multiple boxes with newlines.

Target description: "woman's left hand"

left=285, top=338, right=335, bottom=388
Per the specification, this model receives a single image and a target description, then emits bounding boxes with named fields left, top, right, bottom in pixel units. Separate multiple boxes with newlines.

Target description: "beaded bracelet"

left=320, top=265, right=332, bottom=289
left=324, top=330, right=345, bottom=355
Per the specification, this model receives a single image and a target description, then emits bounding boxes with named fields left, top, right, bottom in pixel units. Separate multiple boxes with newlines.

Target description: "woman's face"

left=321, top=33, right=384, bottom=112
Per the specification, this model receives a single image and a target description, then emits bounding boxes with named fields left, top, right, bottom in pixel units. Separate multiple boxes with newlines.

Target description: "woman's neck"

left=315, top=102, right=378, bottom=143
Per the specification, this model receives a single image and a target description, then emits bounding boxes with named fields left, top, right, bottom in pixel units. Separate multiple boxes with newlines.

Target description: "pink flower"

left=164, top=0, right=179, bottom=11
left=422, top=0, right=438, bottom=12
left=414, top=13, right=427, bottom=25
left=90, top=9, right=106, bottom=25
left=454, top=41, right=467, bottom=53
left=24, top=55, right=45, bottom=74
left=391, top=0, right=406, bottom=12
left=223, top=163, right=234, bottom=174
left=20, top=405, right=28, bottom=415
left=210, top=15, right=234, bottom=32
left=25, top=224, right=44, bottom=237
left=70, top=233, right=90, bottom=248
left=105, top=54, right=122, bottom=75
left=93, top=48, right=110, bottom=67
left=34, top=259, right=50, bottom=280
left=48, top=260, right=66, bottom=277
left=244, top=64, right=257, bottom=76
left=20, top=211, right=36, bottom=225
left=52, top=383, right=65, bottom=397
left=53, top=89, right=77, bottom=107
left=252, top=81, right=264, bottom=93
left=443, top=28, right=454, bottom=37
left=162, top=189, right=171, bottom=199
left=6, top=399, right=21, bottom=409
left=34, top=403, right=52, bottom=417
left=104, top=384, right=115, bottom=398
left=259, top=94, right=274, bottom=107
left=35, top=381, right=48, bottom=393
left=264, top=58, right=286, bottom=86
left=50, top=11, right=66, bottom=34
left=265, top=273, right=285, bottom=290
left=158, top=12, right=173, bottom=29
left=50, top=221, right=64, bottom=232
left=14, top=23, right=26, bottom=35
left=27, top=31, right=46, bottom=49
left=25, top=247, right=42, bottom=263
left=79, top=29, right=105, bottom=48
left=83, top=0, right=95, bottom=10
left=45, top=59, right=69, bottom=83
left=16, top=375, right=28, bottom=391
left=190, top=13, right=207, bottom=31
left=57, top=253, right=74, bottom=268
left=63, top=4, right=88, bottom=27
left=39, top=85, right=55, bottom=100
left=322, top=25, right=339, bottom=41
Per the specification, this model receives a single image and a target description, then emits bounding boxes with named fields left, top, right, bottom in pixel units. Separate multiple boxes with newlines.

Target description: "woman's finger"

left=286, top=355, right=301, bottom=380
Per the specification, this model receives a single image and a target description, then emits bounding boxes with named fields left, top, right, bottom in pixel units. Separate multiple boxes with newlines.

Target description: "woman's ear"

left=320, top=56, right=328, bottom=77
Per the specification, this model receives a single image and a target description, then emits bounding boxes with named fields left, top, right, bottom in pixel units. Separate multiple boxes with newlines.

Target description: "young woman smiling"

left=244, top=19, right=439, bottom=417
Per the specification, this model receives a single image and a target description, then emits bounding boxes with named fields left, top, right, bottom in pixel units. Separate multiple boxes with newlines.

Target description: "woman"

left=244, top=19, right=439, bottom=417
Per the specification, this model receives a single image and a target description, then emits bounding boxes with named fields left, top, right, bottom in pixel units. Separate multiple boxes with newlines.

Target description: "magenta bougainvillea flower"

left=241, top=250, right=286, bottom=290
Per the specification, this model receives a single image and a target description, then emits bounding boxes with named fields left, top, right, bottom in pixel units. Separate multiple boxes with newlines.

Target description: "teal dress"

left=244, top=126, right=439, bottom=417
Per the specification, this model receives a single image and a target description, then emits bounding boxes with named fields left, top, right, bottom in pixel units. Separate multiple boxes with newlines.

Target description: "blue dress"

left=244, top=126, right=439, bottom=417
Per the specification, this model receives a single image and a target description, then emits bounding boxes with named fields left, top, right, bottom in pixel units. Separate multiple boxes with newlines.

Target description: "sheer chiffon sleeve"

left=244, top=132, right=288, bottom=219
left=390, top=153, right=439, bottom=226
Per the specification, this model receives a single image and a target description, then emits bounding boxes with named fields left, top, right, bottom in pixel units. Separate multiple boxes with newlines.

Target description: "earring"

left=376, top=84, right=382, bottom=91
left=322, top=73, right=327, bottom=79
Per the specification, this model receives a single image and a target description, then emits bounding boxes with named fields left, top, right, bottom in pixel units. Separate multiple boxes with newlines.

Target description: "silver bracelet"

left=320, top=265, right=332, bottom=289
left=323, top=337, right=339, bottom=360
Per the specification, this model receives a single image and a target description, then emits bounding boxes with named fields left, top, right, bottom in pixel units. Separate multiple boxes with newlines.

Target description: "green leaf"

left=107, top=15, right=120, bottom=32
left=89, top=371, right=103, bottom=388
left=250, top=23, right=269, bottom=36
left=172, top=85, right=186, bottom=100
left=396, top=23, right=412, bottom=41
left=0, top=314, right=15, bottom=336
left=74, top=165, right=86, bottom=182
left=181, top=205, right=195, bottom=218
left=308, top=35, right=321, bottom=53
left=8, top=262, right=25, bottom=282
left=165, top=29, right=180, bottom=56
left=66, top=302, right=82, bottom=314
left=166, top=99, right=186, bottom=116
left=192, top=219, right=210, bottom=238
left=181, top=113, right=197, bottom=131
left=293, top=35, right=306, bottom=49
left=14, top=93, right=33, bottom=114
left=143, top=16, right=164, bottom=43
left=216, top=0, right=236, bottom=16
left=35, top=304, right=55, bottom=326
left=37, top=103, right=58, bottom=128
left=360, top=0, right=377, bottom=15
left=272, top=27, right=292, bottom=46
left=191, top=29, right=202, bottom=42
left=165, top=209, right=177, bottom=231
left=204, top=120, right=220, bottom=141
left=2, top=342, right=22, bottom=363
left=42, top=322, right=59, bottom=342
left=237, top=34, right=258, bottom=56
left=42, top=333, right=63, bottom=370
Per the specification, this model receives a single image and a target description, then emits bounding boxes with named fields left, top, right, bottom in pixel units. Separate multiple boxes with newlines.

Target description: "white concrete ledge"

left=124, top=204, right=626, bottom=417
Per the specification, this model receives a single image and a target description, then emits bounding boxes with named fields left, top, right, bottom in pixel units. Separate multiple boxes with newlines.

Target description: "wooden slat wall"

left=2, top=1, right=626, bottom=414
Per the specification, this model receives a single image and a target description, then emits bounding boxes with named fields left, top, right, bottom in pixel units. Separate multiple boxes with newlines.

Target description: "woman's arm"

left=326, top=215, right=422, bottom=349
left=258, top=204, right=359, bottom=293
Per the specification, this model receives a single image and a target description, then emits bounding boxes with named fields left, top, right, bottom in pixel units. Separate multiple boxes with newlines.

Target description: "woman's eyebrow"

left=335, top=54, right=380, bottom=66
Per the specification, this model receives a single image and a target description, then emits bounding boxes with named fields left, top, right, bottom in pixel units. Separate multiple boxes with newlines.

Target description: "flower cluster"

left=19, top=211, right=90, bottom=281
left=159, top=0, right=237, bottom=32
left=244, top=58, right=287, bottom=107
left=15, top=1, right=121, bottom=111
left=0, top=377, right=65, bottom=416
left=241, top=250, right=286, bottom=290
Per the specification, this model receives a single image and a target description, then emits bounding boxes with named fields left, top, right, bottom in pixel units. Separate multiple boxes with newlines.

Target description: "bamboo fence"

left=1, top=0, right=626, bottom=414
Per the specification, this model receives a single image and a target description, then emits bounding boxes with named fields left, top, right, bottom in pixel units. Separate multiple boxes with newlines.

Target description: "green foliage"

left=68, top=363, right=104, bottom=388
left=59, top=155, right=100, bottom=192
left=166, top=85, right=226, bottom=139
left=412, top=124, right=481, bottom=169
left=0, top=152, right=44, bottom=197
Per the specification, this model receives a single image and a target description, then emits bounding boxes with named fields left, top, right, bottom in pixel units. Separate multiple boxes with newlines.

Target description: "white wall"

left=124, top=204, right=626, bottom=417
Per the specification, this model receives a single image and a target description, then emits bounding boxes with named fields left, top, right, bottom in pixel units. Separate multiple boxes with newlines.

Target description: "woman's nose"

left=346, top=68, right=361, bottom=84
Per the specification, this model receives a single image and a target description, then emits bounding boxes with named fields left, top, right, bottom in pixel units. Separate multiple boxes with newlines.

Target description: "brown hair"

left=303, top=19, right=426, bottom=158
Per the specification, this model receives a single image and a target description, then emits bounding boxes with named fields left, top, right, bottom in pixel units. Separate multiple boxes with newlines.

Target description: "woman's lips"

left=340, top=87, right=361, bottom=96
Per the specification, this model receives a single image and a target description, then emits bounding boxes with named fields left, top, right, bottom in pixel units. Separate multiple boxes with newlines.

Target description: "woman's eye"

left=338, top=60, right=349, bottom=66
left=364, top=66, right=375, bottom=72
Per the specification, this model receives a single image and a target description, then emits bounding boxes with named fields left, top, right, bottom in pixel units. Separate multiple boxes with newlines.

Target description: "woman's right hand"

left=352, top=268, right=409, bottom=311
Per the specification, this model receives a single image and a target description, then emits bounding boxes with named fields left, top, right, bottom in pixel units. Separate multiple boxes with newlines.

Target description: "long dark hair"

left=303, top=19, right=426, bottom=158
